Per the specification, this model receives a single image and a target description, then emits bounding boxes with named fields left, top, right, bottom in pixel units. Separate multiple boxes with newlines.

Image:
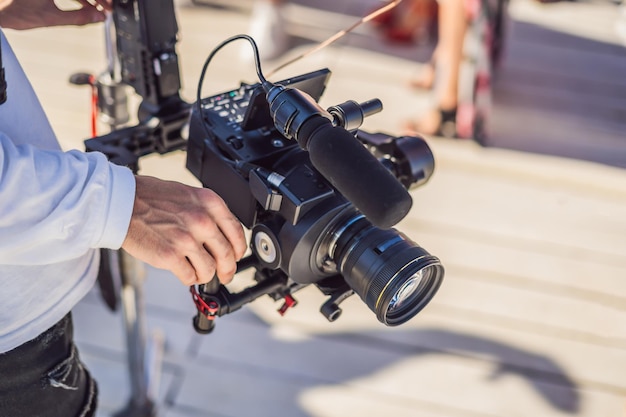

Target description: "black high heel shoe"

left=402, top=106, right=459, bottom=139
left=436, top=107, right=458, bottom=138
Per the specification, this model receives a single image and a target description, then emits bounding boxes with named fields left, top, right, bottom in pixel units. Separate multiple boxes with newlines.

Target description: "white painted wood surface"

left=4, top=0, right=625, bottom=415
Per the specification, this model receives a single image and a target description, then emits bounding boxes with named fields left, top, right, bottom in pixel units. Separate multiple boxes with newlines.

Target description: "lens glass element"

left=383, top=263, right=442, bottom=324
left=388, top=270, right=425, bottom=314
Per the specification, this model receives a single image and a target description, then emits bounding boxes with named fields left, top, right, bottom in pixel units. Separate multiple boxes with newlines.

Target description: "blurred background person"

left=407, top=0, right=468, bottom=137
left=373, top=0, right=469, bottom=138
left=238, top=0, right=506, bottom=139
left=373, top=0, right=508, bottom=140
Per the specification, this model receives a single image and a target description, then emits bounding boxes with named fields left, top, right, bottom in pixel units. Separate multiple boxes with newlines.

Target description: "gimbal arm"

left=84, top=0, right=190, bottom=171
left=113, top=0, right=182, bottom=111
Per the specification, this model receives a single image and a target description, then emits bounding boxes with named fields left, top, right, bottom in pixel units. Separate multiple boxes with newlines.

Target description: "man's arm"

left=0, top=134, right=247, bottom=285
left=0, top=133, right=136, bottom=264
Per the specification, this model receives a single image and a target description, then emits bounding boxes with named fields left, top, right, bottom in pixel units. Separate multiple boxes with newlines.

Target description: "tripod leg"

left=113, top=250, right=164, bottom=417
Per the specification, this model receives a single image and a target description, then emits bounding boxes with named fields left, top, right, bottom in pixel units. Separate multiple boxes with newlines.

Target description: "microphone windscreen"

left=300, top=117, right=412, bottom=228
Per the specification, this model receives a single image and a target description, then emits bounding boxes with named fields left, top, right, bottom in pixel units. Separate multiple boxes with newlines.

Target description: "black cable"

left=195, top=35, right=269, bottom=170
left=0, top=32, right=7, bottom=105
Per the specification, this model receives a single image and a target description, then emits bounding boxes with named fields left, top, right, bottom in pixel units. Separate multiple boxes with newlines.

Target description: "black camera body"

left=186, top=69, right=444, bottom=328
left=187, top=69, right=333, bottom=230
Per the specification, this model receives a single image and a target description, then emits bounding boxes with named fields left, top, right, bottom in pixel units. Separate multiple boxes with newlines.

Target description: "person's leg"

left=403, top=0, right=439, bottom=89
left=433, top=0, right=466, bottom=110
left=0, top=313, right=98, bottom=417
left=405, top=0, right=467, bottom=136
left=248, top=0, right=289, bottom=61
left=409, top=55, right=437, bottom=90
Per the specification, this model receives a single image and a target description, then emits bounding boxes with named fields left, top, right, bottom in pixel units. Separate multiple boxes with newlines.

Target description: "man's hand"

left=122, top=175, right=248, bottom=286
left=0, top=0, right=111, bottom=30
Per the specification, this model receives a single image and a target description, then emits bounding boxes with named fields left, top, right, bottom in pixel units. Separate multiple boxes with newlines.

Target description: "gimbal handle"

left=191, top=276, right=221, bottom=334
left=190, top=256, right=297, bottom=334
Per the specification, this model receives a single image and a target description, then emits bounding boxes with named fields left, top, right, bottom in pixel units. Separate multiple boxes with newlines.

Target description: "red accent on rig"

left=190, top=286, right=219, bottom=320
left=278, top=294, right=298, bottom=316
left=90, top=75, right=98, bottom=138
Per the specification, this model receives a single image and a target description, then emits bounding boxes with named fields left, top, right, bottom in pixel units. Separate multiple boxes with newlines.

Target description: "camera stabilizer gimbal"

left=185, top=48, right=444, bottom=331
left=74, top=1, right=444, bottom=415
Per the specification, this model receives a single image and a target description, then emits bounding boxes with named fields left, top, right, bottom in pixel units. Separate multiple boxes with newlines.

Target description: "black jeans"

left=0, top=313, right=98, bottom=417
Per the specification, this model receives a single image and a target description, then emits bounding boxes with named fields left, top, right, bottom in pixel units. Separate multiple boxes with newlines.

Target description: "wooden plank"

left=488, top=105, right=626, bottom=168
left=508, top=0, right=624, bottom=47
left=492, top=70, right=626, bottom=126
left=406, top=143, right=626, bottom=258
left=170, top=304, right=625, bottom=417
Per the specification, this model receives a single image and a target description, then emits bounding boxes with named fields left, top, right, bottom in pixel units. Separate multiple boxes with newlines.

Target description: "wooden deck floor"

left=3, top=0, right=626, bottom=416
left=490, top=0, right=626, bottom=168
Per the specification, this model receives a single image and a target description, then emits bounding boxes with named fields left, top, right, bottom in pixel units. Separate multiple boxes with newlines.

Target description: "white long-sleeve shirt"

left=0, top=31, right=136, bottom=352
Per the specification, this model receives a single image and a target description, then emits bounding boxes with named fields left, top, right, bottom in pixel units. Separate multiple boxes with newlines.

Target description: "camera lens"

left=378, top=258, right=443, bottom=325
left=329, top=213, right=444, bottom=326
